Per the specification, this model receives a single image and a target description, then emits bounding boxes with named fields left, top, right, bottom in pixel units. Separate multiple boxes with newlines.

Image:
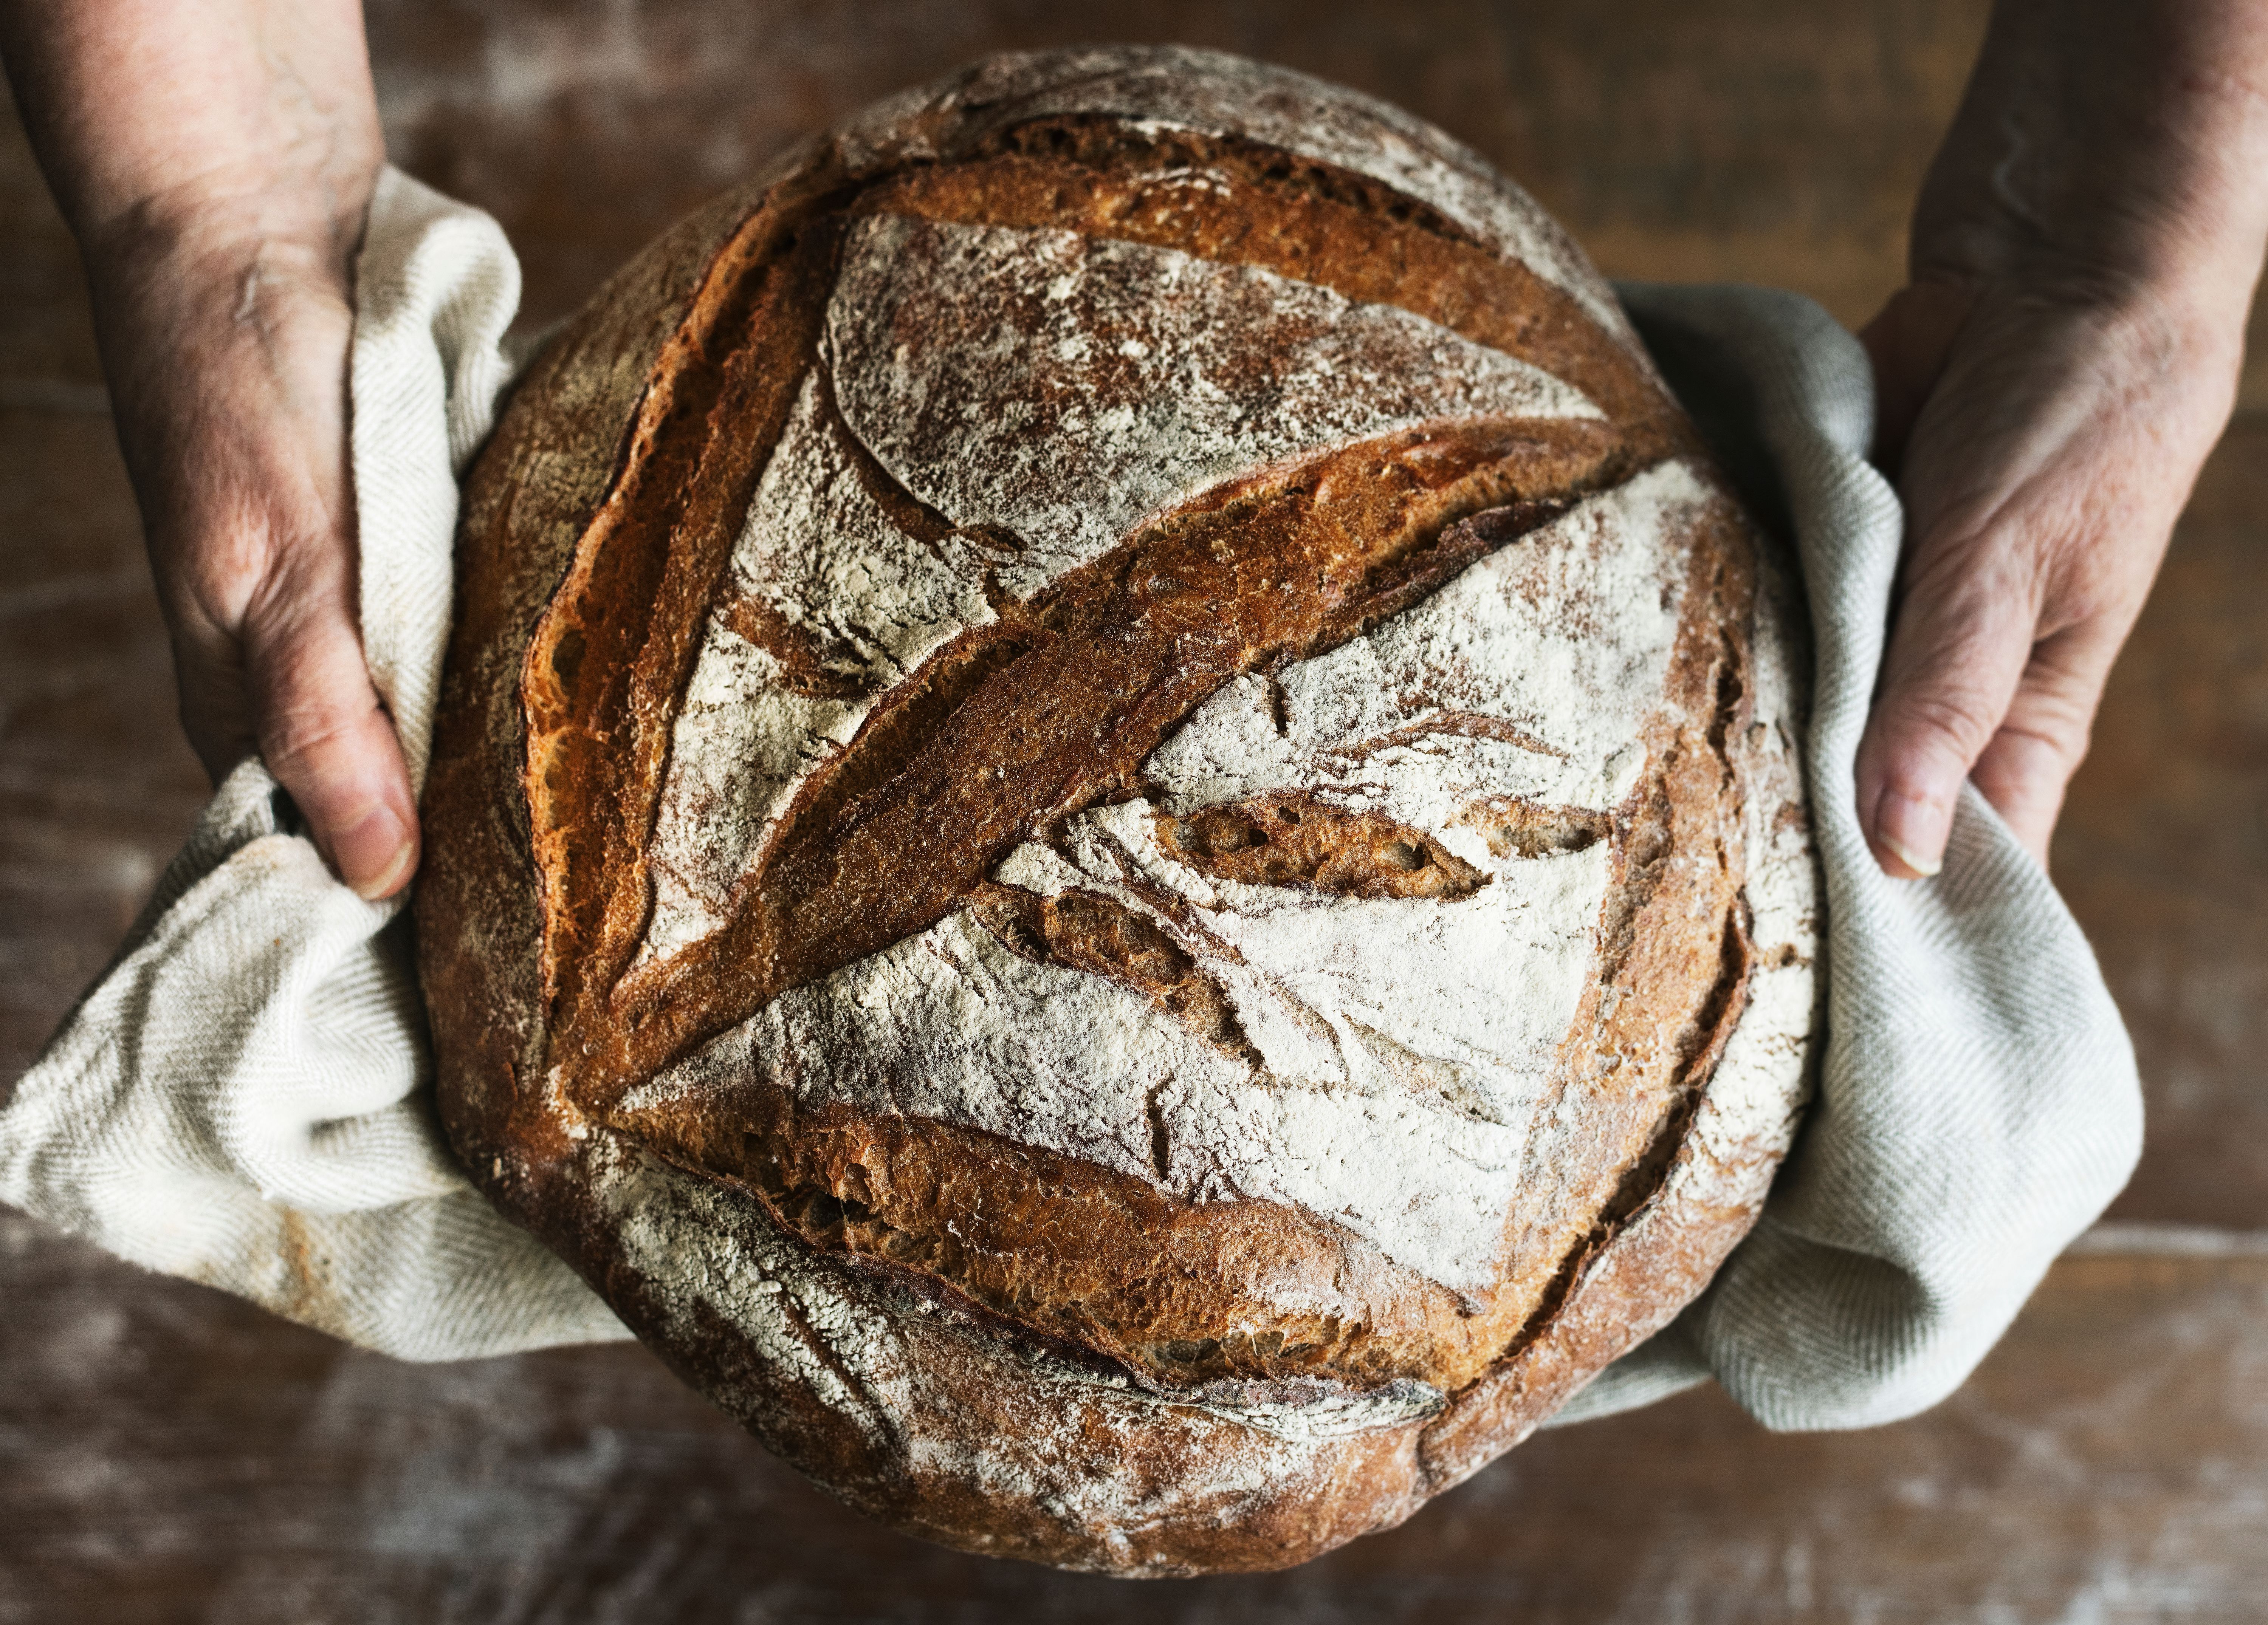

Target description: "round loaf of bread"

left=418, top=45, right=1820, bottom=1575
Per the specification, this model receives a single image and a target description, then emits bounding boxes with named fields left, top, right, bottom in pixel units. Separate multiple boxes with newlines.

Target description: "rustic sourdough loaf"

left=418, top=45, right=1820, bottom=1575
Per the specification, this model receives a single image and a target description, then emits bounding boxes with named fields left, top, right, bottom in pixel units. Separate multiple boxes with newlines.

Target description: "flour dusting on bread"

left=420, top=43, right=1818, bottom=1577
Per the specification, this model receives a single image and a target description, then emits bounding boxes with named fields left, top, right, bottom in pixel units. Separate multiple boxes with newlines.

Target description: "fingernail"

left=1875, top=789, right=1946, bottom=880
left=335, top=803, right=417, bottom=899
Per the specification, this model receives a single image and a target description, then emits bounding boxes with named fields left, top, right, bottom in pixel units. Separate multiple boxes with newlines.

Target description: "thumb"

left=241, top=581, right=420, bottom=900
left=1855, top=537, right=2037, bottom=879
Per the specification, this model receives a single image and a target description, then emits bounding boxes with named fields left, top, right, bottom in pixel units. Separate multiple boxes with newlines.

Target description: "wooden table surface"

left=6, top=4, right=2268, bottom=1619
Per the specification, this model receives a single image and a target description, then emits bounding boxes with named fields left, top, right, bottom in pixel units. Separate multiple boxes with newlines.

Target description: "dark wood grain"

left=8, top=5, right=2268, bottom=1618
left=2058, top=419, right=2268, bottom=1230
left=7, top=1216, right=2268, bottom=1623
left=0, top=404, right=206, bottom=1083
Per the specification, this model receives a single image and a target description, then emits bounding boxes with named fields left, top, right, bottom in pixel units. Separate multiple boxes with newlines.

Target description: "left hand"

left=0, top=0, right=411, bottom=897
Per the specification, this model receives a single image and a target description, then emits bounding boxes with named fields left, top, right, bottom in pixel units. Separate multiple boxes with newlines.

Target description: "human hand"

left=1855, top=0, right=2268, bottom=879
left=90, top=193, right=417, bottom=899
left=0, top=0, right=411, bottom=897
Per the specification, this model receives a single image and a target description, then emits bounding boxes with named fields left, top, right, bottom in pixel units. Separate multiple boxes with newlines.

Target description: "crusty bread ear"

left=417, top=45, right=1819, bottom=1576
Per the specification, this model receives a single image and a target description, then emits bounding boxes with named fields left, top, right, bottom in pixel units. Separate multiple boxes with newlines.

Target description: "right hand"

left=1852, top=0, right=2268, bottom=880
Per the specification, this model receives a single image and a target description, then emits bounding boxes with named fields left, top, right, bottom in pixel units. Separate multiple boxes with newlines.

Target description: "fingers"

left=1855, top=532, right=2040, bottom=879
left=157, top=478, right=423, bottom=901
left=1852, top=270, right=2229, bottom=881
left=1859, top=593, right=2113, bottom=879
left=1967, top=624, right=2123, bottom=865
left=151, top=457, right=422, bottom=901
left=240, top=558, right=420, bottom=900
left=1857, top=481, right=2137, bottom=878
left=1857, top=280, right=2053, bottom=878
left=87, top=215, right=421, bottom=901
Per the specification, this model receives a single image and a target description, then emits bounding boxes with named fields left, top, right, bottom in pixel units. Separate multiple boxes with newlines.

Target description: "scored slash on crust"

left=419, top=46, right=1820, bottom=1577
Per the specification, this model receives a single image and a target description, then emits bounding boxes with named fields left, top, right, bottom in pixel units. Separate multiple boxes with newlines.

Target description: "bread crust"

left=418, top=46, right=1818, bottom=1575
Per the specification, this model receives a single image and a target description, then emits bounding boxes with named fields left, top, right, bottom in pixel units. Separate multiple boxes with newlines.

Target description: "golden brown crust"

left=420, top=168, right=789, bottom=1166
left=418, top=47, right=1815, bottom=1576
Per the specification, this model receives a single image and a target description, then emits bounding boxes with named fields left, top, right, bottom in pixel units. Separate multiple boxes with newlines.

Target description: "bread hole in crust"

left=1155, top=795, right=1485, bottom=900
left=547, top=625, right=588, bottom=695
left=1455, top=800, right=1614, bottom=861
left=967, top=882, right=1257, bottom=1062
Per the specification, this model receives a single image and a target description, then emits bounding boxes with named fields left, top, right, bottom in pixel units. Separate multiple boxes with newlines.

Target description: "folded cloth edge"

left=1554, top=284, right=2143, bottom=1432
left=0, top=170, right=630, bottom=1360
